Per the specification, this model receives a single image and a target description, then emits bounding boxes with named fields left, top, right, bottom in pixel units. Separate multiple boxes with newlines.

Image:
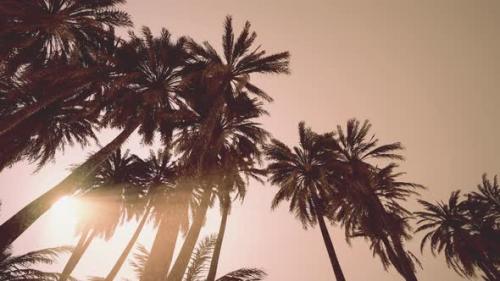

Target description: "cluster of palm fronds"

left=416, top=175, right=500, bottom=280
left=0, top=0, right=288, bottom=280
left=0, top=1, right=498, bottom=281
left=265, top=121, right=499, bottom=281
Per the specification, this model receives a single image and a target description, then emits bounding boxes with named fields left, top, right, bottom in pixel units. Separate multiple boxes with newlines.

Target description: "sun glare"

left=46, top=196, right=80, bottom=241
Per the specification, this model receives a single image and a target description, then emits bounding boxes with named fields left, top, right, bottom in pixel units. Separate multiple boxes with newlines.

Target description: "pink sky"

left=1, top=1, right=499, bottom=280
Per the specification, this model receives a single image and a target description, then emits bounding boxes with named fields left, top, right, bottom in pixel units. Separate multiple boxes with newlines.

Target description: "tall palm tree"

left=265, top=122, right=346, bottom=281
left=141, top=16, right=288, bottom=281
left=166, top=95, right=269, bottom=281
left=417, top=187, right=499, bottom=280
left=0, top=246, right=75, bottom=281
left=206, top=156, right=265, bottom=281
left=330, top=119, right=419, bottom=281
left=58, top=149, right=144, bottom=281
left=0, top=27, right=189, bottom=251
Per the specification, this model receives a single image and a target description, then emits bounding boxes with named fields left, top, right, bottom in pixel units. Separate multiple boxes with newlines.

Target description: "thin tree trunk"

left=309, top=194, right=346, bottom=281
left=389, top=234, right=418, bottom=281
left=206, top=206, right=229, bottom=281
left=316, top=213, right=347, bottom=281
left=59, top=229, right=96, bottom=281
left=140, top=200, right=186, bottom=281
left=105, top=205, right=152, bottom=281
left=0, top=122, right=139, bottom=251
left=167, top=188, right=212, bottom=281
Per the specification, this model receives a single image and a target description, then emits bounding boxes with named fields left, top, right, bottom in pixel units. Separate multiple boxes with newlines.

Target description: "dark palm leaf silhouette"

left=58, top=149, right=144, bottom=281
left=265, top=122, right=346, bottom=281
left=0, top=0, right=132, bottom=69
left=0, top=246, right=76, bottom=281
left=329, top=119, right=420, bottom=281
left=0, top=27, right=190, bottom=251
left=417, top=185, right=500, bottom=280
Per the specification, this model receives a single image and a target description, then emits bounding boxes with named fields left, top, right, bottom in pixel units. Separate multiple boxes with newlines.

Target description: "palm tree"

left=0, top=27, right=190, bottom=251
left=265, top=122, right=346, bottom=281
left=58, top=149, right=144, bottom=281
left=330, top=119, right=419, bottom=281
left=0, top=246, right=75, bottom=281
left=142, top=16, right=288, bottom=281
left=166, top=95, right=269, bottom=281
left=206, top=157, right=266, bottom=281
left=417, top=188, right=499, bottom=280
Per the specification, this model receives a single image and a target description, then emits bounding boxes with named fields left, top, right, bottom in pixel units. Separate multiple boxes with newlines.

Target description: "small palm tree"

left=0, top=246, right=76, bottom=281
left=265, top=122, right=346, bottom=281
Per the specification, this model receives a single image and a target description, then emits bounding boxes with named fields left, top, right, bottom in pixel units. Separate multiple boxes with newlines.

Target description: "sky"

left=1, top=0, right=500, bottom=280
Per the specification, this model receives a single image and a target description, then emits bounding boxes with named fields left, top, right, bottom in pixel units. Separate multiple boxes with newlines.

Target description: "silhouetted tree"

left=265, top=122, right=346, bottom=281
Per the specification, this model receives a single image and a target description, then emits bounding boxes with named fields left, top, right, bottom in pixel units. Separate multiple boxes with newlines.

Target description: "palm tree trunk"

left=59, top=229, right=96, bottom=281
left=141, top=203, right=184, bottom=281
left=206, top=206, right=229, bottom=281
left=105, top=205, right=152, bottom=281
left=167, top=188, right=212, bottom=281
left=389, top=234, right=418, bottom=281
left=0, top=121, right=139, bottom=251
left=316, top=213, right=347, bottom=281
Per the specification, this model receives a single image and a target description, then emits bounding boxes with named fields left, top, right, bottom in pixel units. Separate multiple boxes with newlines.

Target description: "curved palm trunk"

left=167, top=188, right=212, bottom=281
left=206, top=206, right=229, bottom=281
left=59, top=229, right=96, bottom=281
left=140, top=197, right=188, bottom=281
left=0, top=122, right=139, bottom=251
left=389, top=234, right=418, bottom=281
left=105, top=205, right=152, bottom=281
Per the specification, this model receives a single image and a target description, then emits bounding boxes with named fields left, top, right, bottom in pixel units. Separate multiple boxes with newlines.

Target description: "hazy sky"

left=1, top=1, right=499, bottom=280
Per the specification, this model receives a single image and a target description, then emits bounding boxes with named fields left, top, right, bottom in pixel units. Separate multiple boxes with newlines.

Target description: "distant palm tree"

left=0, top=28, right=189, bottom=251
left=58, top=149, right=144, bottom=281
left=417, top=186, right=499, bottom=280
left=330, top=119, right=420, bottom=281
left=265, top=122, right=346, bottom=281
left=0, top=246, right=75, bottom=281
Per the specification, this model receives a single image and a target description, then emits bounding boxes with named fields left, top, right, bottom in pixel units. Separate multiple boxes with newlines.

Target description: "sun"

left=46, top=196, right=81, bottom=240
